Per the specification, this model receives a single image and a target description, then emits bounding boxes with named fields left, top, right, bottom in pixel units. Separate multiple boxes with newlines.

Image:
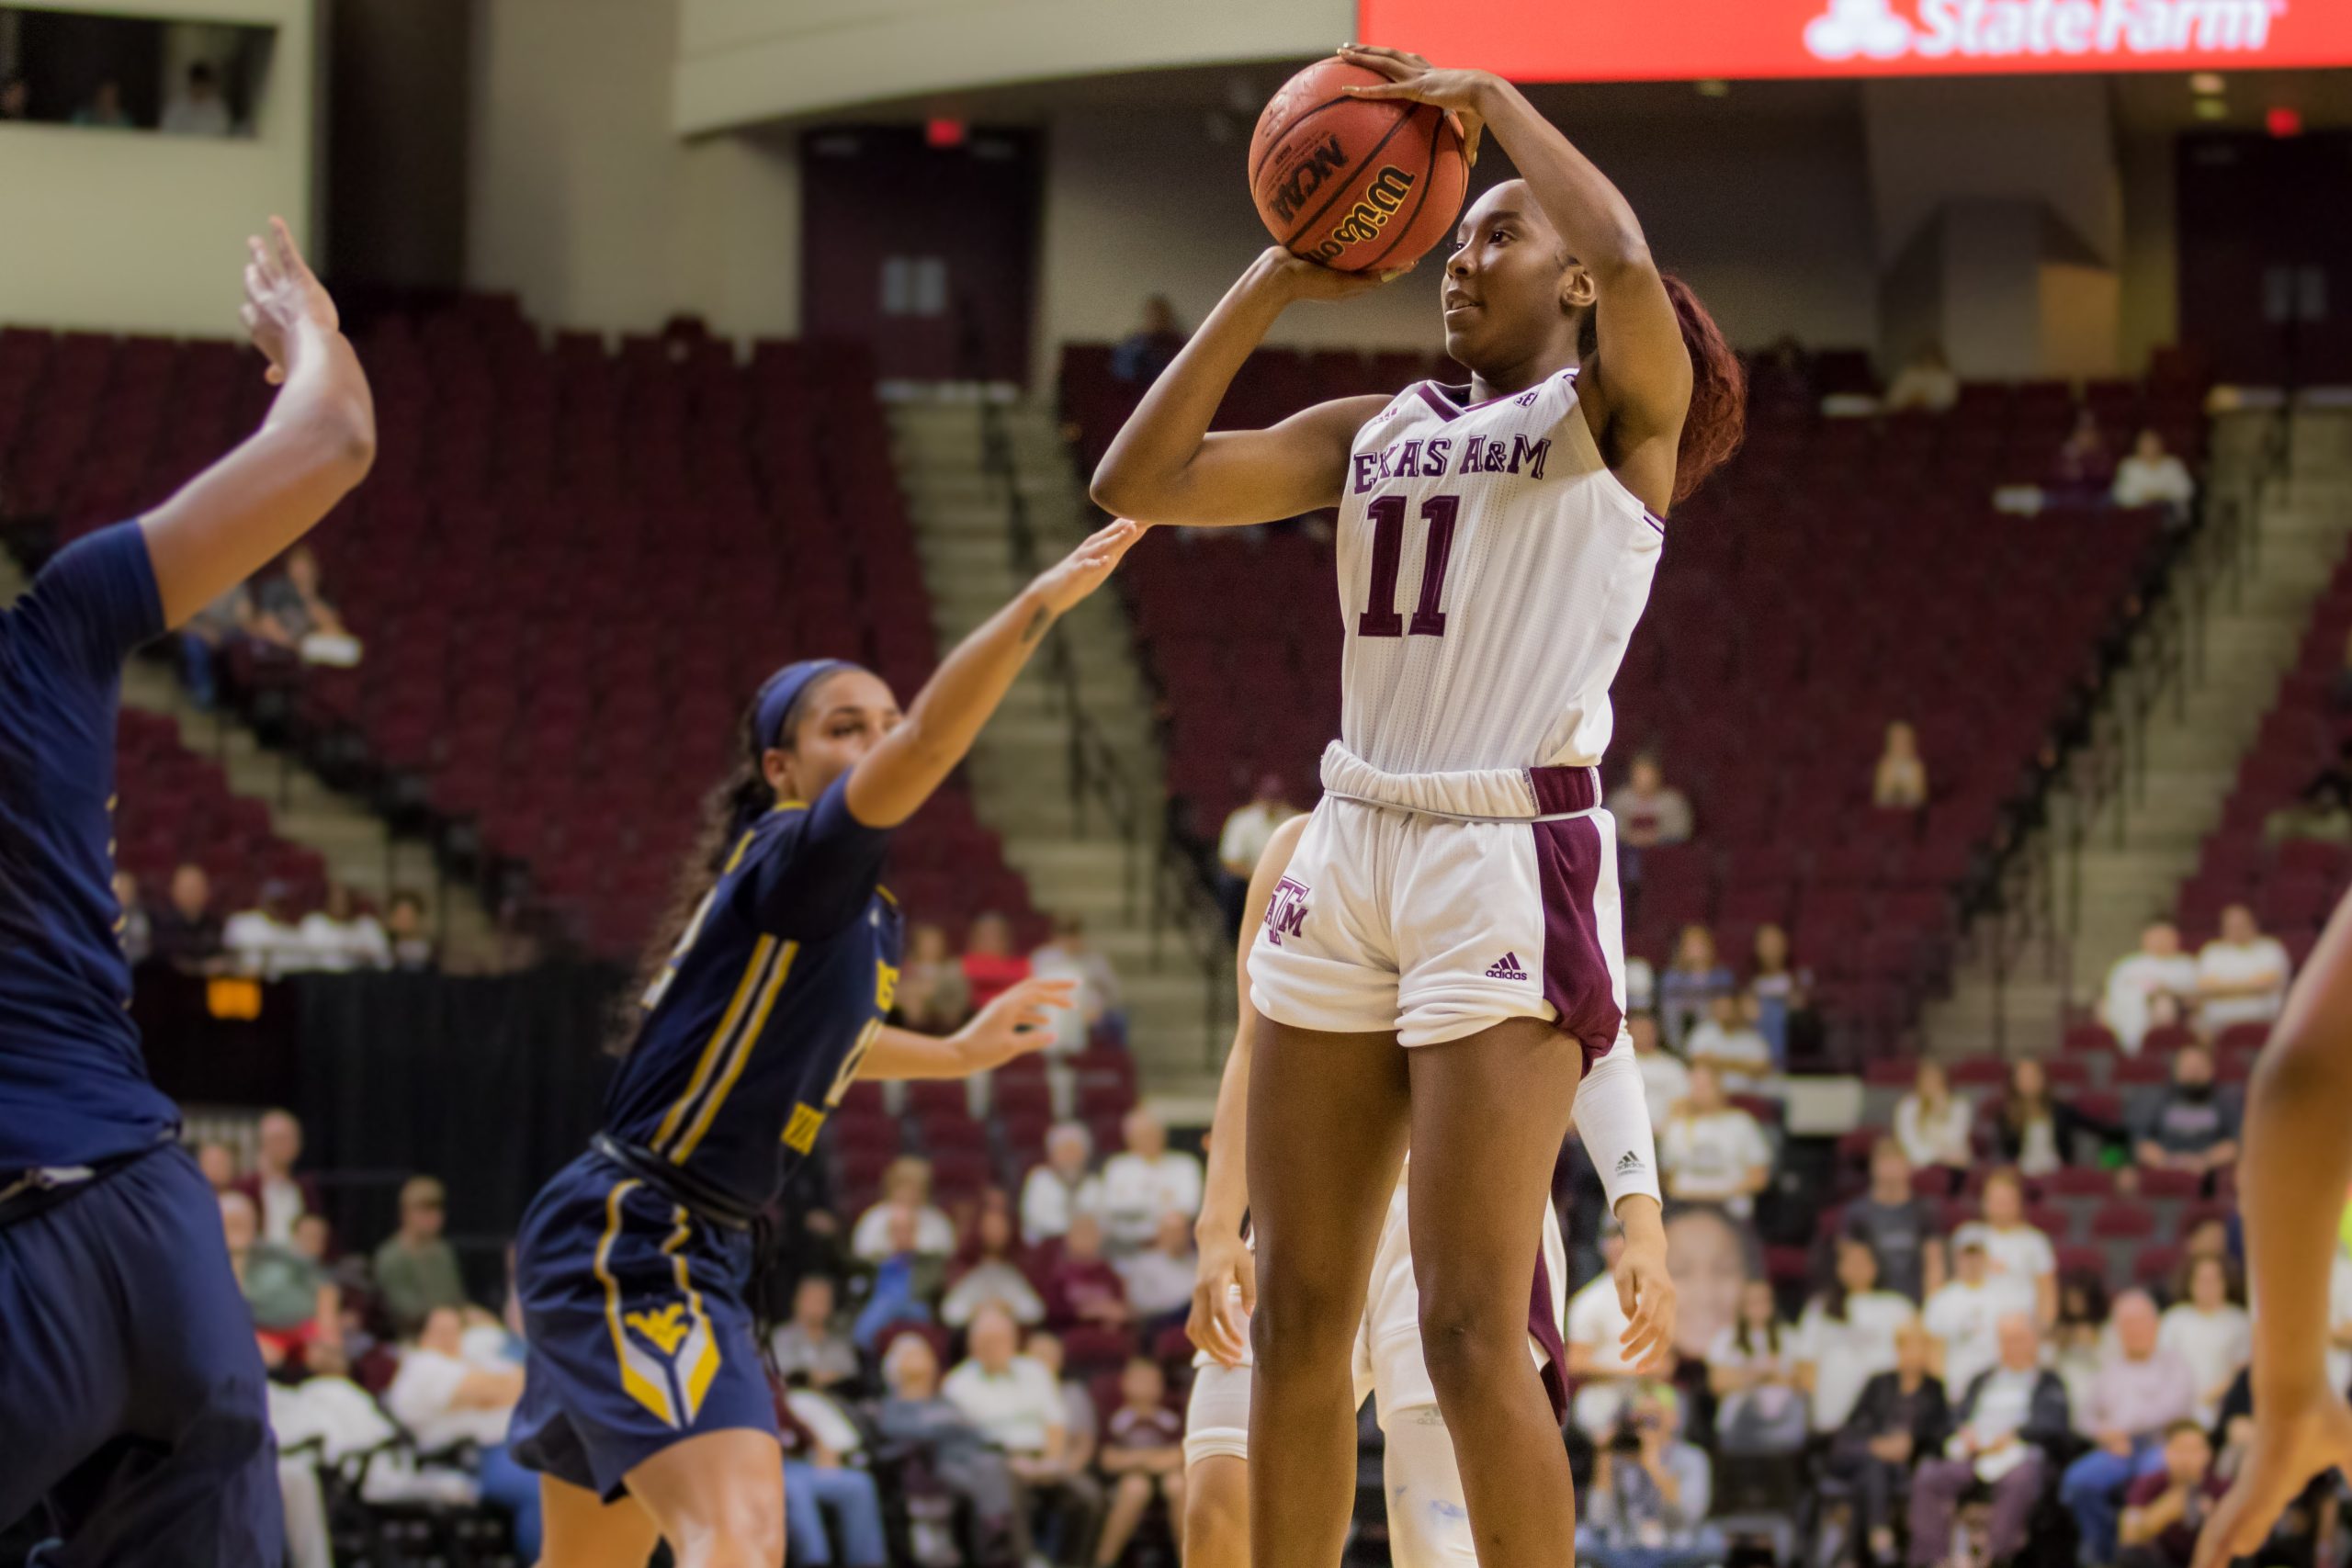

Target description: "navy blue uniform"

left=511, top=783, right=901, bottom=1498
left=0, top=523, right=283, bottom=1563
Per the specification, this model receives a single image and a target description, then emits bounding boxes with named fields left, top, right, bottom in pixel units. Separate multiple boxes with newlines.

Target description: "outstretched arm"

left=859, top=978, right=1077, bottom=1080
left=2193, top=892, right=2352, bottom=1568
left=141, top=219, right=376, bottom=628
left=845, top=521, right=1142, bottom=828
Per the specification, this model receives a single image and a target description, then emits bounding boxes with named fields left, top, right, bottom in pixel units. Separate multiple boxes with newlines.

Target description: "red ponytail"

left=1660, top=274, right=1745, bottom=505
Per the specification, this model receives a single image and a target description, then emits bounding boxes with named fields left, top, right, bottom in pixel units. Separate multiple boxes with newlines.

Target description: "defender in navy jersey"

left=510, top=521, right=1141, bottom=1568
left=0, top=220, right=377, bottom=1566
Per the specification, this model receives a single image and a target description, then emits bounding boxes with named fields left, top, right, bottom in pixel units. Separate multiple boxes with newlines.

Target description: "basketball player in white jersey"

left=1092, top=44, right=1745, bottom=1568
left=1182, top=813, right=1674, bottom=1568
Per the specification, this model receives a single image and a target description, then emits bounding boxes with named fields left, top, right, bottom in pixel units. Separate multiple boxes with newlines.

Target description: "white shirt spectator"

left=1637, top=1048, right=1691, bottom=1128
left=384, top=1346, right=514, bottom=1453
left=224, top=908, right=315, bottom=979
left=1951, top=1366, right=2041, bottom=1457
left=1924, top=1275, right=2038, bottom=1401
left=941, top=1263, right=1046, bottom=1329
left=851, top=1201, right=957, bottom=1261
left=2111, top=453, right=2196, bottom=512
left=1883, top=359, right=1960, bottom=414
left=2158, top=1303, right=2253, bottom=1424
left=1115, top=1248, right=1196, bottom=1320
left=942, top=1354, right=1065, bottom=1455
left=1623, top=957, right=1657, bottom=1015
left=298, top=910, right=391, bottom=973
left=1682, top=1020, right=1773, bottom=1092
left=254, top=1171, right=306, bottom=1247
left=1029, top=942, right=1114, bottom=1055
left=1793, top=1292, right=1916, bottom=1431
left=1658, top=1107, right=1772, bottom=1218
left=1100, top=1149, right=1204, bottom=1250
left=1218, top=800, right=1290, bottom=876
left=2104, top=950, right=2202, bottom=1053
left=1952, top=1222, right=2057, bottom=1305
left=161, top=92, right=233, bottom=137
left=2197, top=933, right=2291, bottom=1032
left=1019, top=1163, right=1104, bottom=1247
left=786, top=1387, right=864, bottom=1457
left=1893, top=1094, right=1974, bottom=1169
left=1566, top=1272, right=1640, bottom=1436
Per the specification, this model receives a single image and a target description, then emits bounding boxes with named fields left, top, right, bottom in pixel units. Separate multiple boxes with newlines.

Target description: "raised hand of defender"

left=1188, top=1226, right=1256, bottom=1369
left=2193, top=1394, right=2352, bottom=1568
left=240, top=217, right=338, bottom=388
left=1336, top=43, right=1493, bottom=167
left=1028, top=519, right=1147, bottom=616
left=950, top=978, right=1077, bottom=1073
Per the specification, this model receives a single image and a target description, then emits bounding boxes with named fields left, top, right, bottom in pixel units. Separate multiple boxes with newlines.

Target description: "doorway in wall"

left=2178, top=131, right=2352, bottom=386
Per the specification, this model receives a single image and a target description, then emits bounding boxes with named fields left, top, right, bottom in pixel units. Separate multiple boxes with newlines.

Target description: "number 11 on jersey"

left=1358, top=493, right=1460, bottom=639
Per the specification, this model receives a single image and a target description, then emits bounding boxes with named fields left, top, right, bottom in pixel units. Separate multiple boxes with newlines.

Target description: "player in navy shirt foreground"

left=0, top=219, right=375, bottom=1565
left=509, top=519, right=1142, bottom=1568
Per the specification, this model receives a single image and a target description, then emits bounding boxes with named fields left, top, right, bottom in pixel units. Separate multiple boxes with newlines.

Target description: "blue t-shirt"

left=0, top=522, right=177, bottom=1173
left=604, top=776, right=902, bottom=1212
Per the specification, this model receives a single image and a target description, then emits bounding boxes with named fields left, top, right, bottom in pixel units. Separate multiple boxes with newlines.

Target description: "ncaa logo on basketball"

left=1803, top=0, right=2287, bottom=62
left=1264, top=877, right=1310, bottom=947
left=1268, top=135, right=1351, bottom=227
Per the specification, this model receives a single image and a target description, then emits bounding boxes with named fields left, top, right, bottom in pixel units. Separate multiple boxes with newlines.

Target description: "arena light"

left=924, top=117, right=967, bottom=149
left=2190, top=71, right=2227, bottom=92
left=1696, top=78, right=1732, bottom=96
left=1361, top=0, right=2352, bottom=82
left=2267, top=105, right=2303, bottom=136
left=2194, top=96, right=2230, bottom=119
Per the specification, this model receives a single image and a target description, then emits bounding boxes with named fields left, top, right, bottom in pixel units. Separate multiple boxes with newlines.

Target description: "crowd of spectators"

left=2100, top=911, right=2291, bottom=1055
left=121, top=863, right=437, bottom=976
left=897, top=913, right=1127, bottom=1053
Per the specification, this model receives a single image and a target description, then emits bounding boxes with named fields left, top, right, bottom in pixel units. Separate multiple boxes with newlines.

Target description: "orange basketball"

left=1249, top=57, right=1468, bottom=275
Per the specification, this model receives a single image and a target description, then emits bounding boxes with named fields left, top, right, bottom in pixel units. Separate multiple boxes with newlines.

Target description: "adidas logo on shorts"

left=1485, top=952, right=1529, bottom=980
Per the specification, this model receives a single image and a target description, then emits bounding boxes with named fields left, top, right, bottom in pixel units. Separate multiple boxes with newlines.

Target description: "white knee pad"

left=1381, top=1404, right=1479, bottom=1568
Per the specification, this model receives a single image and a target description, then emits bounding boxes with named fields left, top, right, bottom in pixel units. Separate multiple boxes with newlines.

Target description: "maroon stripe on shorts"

left=1532, top=815, right=1622, bottom=1071
left=1530, top=1249, right=1570, bottom=1427
left=1527, top=764, right=1600, bottom=816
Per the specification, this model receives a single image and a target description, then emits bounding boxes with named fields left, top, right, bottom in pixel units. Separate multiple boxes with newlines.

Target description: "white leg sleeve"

left=1381, top=1404, right=1479, bottom=1568
left=1576, top=1027, right=1664, bottom=1214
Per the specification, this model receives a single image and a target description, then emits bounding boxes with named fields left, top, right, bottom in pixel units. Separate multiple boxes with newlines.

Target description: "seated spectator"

left=1093, top=1358, right=1185, bottom=1567
left=383, top=1307, right=540, bottom=1558
left=224, top=879, right=311, bottom=979
left=1925, top=1232, right=2040, bottom=1399
left=179, top=581, right=260, bottom=707
left=1706, top=1280, right=1810, bottom=1457
left=2132, top=1045, right=2240, bottom=1184
left=1568, top=1220, right=1645, bottom=1438
left=1871, top=720, right=1929, bottom=811
left=2158, top=1257, right=2251, bottom=1425
left=1577, top=1383, right=1723, bottom=1568
left=898, top=921, right=972, bottom=1032
left=1682, top=993, right=1773, bottom=1091
left=770, top=1378, right=888, bottom=1568
left=2058, top=1290, right=2199, bottom=1566
left=150, top=862, right=227, bottom=972
left=944, top=1207, right=1046, bottom=1330
left=1, top=76, right=28, bottom=120
left=112, top=870, right=151, bottom=965
left=299, top=884, right=390, bottom=971
left=2103, top=919, right=2202, bottom=1054
left=1023, top=1122, right=1106, bottom=1247
left=1892, top=1061, right=1973, bottom=1182
left=2050, top=407, right=2115, bottom=493
left=1828, top=1321, right=1950, bottom=1568
left=290, top=1214, right=334, bottom=1272
left=1795, top=1236, right=1917, bottom=1436
left=1045, top=1213, right=1131, bottom=1332
left=371, top=1175, right=469, bottom=1337
left=2195, top=904, right=2290, bottom=1034
left=1216, top=776, right=1294, bottom=936
left=71, top=78, right=130, bottom=129
left=1883, top=341, right=1960, bottom=415
left=1025, top=1331, right=1099, bottom=1483
left=770, top=1275, right=862, bottom=1390
left=853, top=1156, right=958, bottom=1261
left=2117, top=1421, right=2225, bottom=1568
left=221, top=1190, right=342, bottom=1369
left=1101, top=1109, right=1203, bottom=1253
left=944, top=1305, right=1105, bottom=1566
left=1846, top=1137, right=1947, bottom=1303
left=2052, top=1272, right=2114, bottom=1411
left=1663, top=1204, right=1760, bottom=1365
left=1631, top=1010, right=1690, bottom=1126
left=852, top=1208, right=949, bottom=1351
left=1658, top=925, right=1735, bottom=1051
left=876, top=1332, right=1027, bottom=1566
left=1114, top=1211, right=1197, bottom=1328
left=195, top=1139, right=240, bottom=1193
left=1031, top=916, right=1124, bottom=1052
left=1111, top=296, right=1185, bottom=386
left=234, top=1107, right=319, bottom=1246
left=961, top=912, right=1032, bottom=1014
left=1994, top=1056, right=2113, bottom=1176
left=1905, top=1314, right=2070, bottom=1568
left=2111, top=430, right=2197, bottom=522
left=256, top=544, right=354, bottom=661
left=1624, top=951, right=1658, bottom=1015
left=161, top=61, right=234, bottom=136
left=1955, top=1168, right=2059, bottom=1327
left=1658, top=1065, right=1772, bottom=1218
left=383, top=890, right=437, bottom=972
left=1746, top=923, right=1813, bottom=1067
left=1607, top=752, right=1694, bottom=850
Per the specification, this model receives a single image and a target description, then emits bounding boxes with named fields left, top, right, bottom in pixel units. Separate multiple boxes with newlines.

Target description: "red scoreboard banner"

left=1359, top=0, right=2352, bottom=82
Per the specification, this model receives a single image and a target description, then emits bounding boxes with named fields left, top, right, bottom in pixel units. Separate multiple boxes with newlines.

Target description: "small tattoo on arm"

left=1020, top=606, right=1052, bottom=644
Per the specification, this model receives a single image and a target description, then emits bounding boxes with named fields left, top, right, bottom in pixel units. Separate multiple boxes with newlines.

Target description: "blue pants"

left=2061, top=1441, right=2168, bottom=1565
left=783, top=1461, right=888, bottom=1568
left=478, top=1443, right=543, bottom=1560
left=0, top=1144, right=283, bottom=1566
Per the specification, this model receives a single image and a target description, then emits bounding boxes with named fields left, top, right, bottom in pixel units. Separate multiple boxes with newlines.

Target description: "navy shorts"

left=0, top=1144, right=282, bottom=1566
left=509, top=1151, right=775, bottom=1501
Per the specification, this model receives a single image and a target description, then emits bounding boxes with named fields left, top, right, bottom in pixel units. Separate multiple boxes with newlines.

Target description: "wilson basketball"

left=1249, top=57, right=1467, bottom=275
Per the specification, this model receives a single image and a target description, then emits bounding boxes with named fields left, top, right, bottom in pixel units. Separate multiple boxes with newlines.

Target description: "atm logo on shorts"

left=1264, top=877, right=1310, bottom=946
left=1803, top=0, right=2286, bottom=62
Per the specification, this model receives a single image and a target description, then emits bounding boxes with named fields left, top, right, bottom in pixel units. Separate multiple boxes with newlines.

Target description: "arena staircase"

left=885, top=390, right=1229, bottom=1097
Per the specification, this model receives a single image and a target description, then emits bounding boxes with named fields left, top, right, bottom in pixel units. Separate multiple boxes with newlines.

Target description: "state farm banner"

left=1359, top=0, right=2352, bottom=81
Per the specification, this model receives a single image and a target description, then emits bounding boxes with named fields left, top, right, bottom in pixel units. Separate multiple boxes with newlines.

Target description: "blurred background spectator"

left=2193, top=904, right=2290, bottom=1034
left=160, top=61, right=232, bottom=136
left=1022, top=1122, right=1105, bottom=1247
left=2057, top=1290, right=2196, bottom=1568
left=150, top=862, right=226, bottom=972
left=1659, top=1065, right=1771, bottom=1217
left=2102, top=919, right=2201, bottom=1054
left=1954, top=1169, right=2058, bottom=1327
left=1093, top=1358, right=1184, bottom=1568
left=383, top=1306, right=540, bottom=1558
left=1632, top=1011, right=1690, bottom=1126
left=899, top=921, right=973, bottom=1032
left=876, top=1332, right=1025, bottom=1566
left=233, top=1108, right=319, bottom=1247
left=853, top=1156, right=958, bottom=1261
left=1099, top=1109, right=1200, bottom=1253
left=1110, top=296, right=1184, bottom=388
left=1925, top=1232, right=2037, bottom=1400
left=960, top=912, right=1030, bottom=1014
left=2117, top=1422, right=2224, bottom=1568
left=70, top=78, right=130, bottom=129
left=1906, top=1314, right=2069, bottom=1568
left=1844, top=1138, right=1946, bottom=1304
left=1794, top=1235, right=1914, bottom=1438
left=111, top=869, right=150, bottom=965
left=1577, top=1383, right=1721, bottom=1568
left=2131, top=1046, right=2240, bottom=1185
left=1882, top=342, right=1959, bottom=414
left=223, top=879, right=310, bottom=979
left=1609, top=752, right=1695, bottom=850
left=1706, top=1280, right=1810, bottom=1458
left=770, top=1275, right=861, bottom=1391
left=222, top=1190, right=342, bottom=1371
left=1114, top=1211, right=1196, bottom=1330
left=2111, top=429, right=2198, bottom=523
left=1030, top=916, right=1122, bottom=1053
left=1658, top=924, right=1735, bottom=1052
left=944, top=1305, right=1102, bottom=1568
left=1892, top=1061, right=1973, bottom=1184
left=1215, top=775, right=1294, bottom=937
left=1827, top=1320, right=1949, bottom=1568
left=1683, top=993, right=1773, bottom=1092
left=299, top=883, right=390, bottom=972
left=2157, top=1256, right=2250, bottom=1426
left=1871, top=720, right=1930, bottom=812
left=1043, top=1213, right=1130, bottom=1335
left=371, top=1174, right=468, bottom=1337
left=383, top=891, right=437, bottom=972
left=944, top=1207, right=1046, bottom=1330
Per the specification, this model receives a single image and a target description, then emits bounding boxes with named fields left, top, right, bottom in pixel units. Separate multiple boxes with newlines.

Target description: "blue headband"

left=752, top=659, right=852, bottom=751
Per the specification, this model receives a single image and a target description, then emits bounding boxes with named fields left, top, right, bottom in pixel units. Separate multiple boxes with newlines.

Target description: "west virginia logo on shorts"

left=596, top=1181, right=723, bottom=1430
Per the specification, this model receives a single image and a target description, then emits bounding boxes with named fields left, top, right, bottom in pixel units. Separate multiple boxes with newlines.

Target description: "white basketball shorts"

left=1249, top=741, right=1629, bottom=1062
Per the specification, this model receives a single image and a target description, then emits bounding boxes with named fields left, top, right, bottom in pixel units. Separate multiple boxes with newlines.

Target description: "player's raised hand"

left=1188, top=1224, right=1257, bottom=1369
left=239, top=217, right=339, bottom=388
left=1027, top=519, right=1147, bottom=617
left=1613, top=1226, right=1679, bottom=1374
left=2192, top=1394, right=2352, bottom=1568
left=949, top=977, right=1076, bottom=1073
left=1336, top=44, right=1493, bottom=166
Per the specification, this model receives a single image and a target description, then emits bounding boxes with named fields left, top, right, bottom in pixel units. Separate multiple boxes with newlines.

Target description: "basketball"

left=1249, top=57, right=1467, bottom=275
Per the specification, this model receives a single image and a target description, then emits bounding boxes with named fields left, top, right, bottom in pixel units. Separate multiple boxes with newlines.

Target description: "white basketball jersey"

left=1336, top=369, right=1664, bottom=775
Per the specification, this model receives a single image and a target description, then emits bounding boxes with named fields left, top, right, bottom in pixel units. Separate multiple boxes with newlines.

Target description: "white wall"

left=0, top=0, right=313, bottom=337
